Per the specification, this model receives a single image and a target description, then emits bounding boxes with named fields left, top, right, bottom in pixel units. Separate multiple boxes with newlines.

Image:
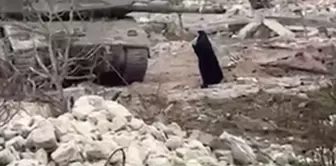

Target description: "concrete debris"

left=7, top=159, right=44, bottom=166
left=0, top=95, right=298, bottom=166
left=263, top=19, right=296, bottom=38
left=0, top=147, right=19, bottom=165
left=51, top=140, right=83, bottom=166
left=26, top=117, right=58, bottom=152
left=34, top=148, right=48, bottom=165
left=132, top=0, right=336, bottom=39
left=219, top=131, right=257, bottom=164
left=237, top=21, right=263, bottom=39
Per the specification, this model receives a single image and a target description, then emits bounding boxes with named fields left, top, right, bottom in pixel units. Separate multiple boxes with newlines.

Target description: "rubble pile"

left=131, top=0, right=336, bottom=40
left=0, top=95, right=297, bottom=166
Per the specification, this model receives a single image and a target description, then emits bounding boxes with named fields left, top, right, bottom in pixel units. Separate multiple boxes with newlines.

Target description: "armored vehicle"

left=0, top=0, right=226, bottom=87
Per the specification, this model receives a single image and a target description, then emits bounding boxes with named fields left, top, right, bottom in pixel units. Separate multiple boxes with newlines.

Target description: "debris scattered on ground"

left=0, top=95, right=298, bottom=166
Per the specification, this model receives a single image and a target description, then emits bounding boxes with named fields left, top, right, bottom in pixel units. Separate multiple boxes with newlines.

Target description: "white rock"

left=197, top=156, right=219, bottom=166
left=72, top=103, right=96, bottom=121
left=184, top=140, right=208, bottom=151
left=146, top=154, right=172, bottom=166
left=60, top=113, right=74, bottom=119
left=111, top=131, right=137, bottom=147
left=184, top=148, right=211, bottom=161
left=96, top=120, right=113, bottom=134
left=152, top=121, right=168, bottom=132
left=85, top=160, right=105, bottom=166
left=110, top=115, right=128, bottom=132
left=105, top=100, right=132, bottom=120
left=186, top=159, right=202, bottom=166
left=21, top=152, right=35, bottom=159
left=85, top=140, right=119, bottom=160
left=72, top=95, right=106, bottom=120
left=87, top=111, right=111, bottom=125
left=165, top=135, right=183, bottom=150
left=177, top=140, right=214, bottom=162
left=218, top=160, right=229, bottom=166
left=8, top=159, right=44, bottom=166
left=47, top=161, right=57, bottom=166
left=165, top=122, right=186, bottom=138
left=1, top=129, right=20, bottom=140
left=7, top=112, right=33, bottom=138
left=5, top=135, right=26, bottom=151
left=171, top=156, right=186, bottom=166
left=48, top=114, right=76, bottom=139
left=147, top=125, right=167, bottom=142
left=75, top=95, right=105, bottom=107
left=214, top=150, right=233, bottom=164
left=26, top=118, right=58, bottom=152
left=128, top=118, right=145, bottom=130
left=35, top=148, right=48, bottom=165
left=189, top=130, right=214, bottom=145
left=138, top=125, right=149, bottom=135
left=71, top=121, right=100, bottom=140
left=59, top=133, right=87, bottom=144
left=176, top=147, right=188, bottom=158
left=0, top=137, right=5, bottom=145
left=126, top=141, right=144, bottom=166
left=51, top=140, right=83, bottom=166
left=219, top=131, right=256, bottom=165
left=0, top=148, right=17, bottom=165
left=69, top=162, right=85, bottom=166
left=140, top=135, right=169, bottom=156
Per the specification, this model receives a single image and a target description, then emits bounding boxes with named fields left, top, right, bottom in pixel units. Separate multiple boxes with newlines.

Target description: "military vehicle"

left=0, top=0, right=226, bottom=87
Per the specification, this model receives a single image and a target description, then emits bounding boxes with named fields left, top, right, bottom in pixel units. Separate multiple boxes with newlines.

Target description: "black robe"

left=192, top=30, right=223, bottom=88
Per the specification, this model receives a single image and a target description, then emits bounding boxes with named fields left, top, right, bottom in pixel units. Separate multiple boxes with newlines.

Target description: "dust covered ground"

left=81, top=0, right=336, bottom=153
left=85, top=36, right=334, bottom=155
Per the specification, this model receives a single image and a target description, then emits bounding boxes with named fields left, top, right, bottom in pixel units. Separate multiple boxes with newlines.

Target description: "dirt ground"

left=96, top=35, right=331, bottom=153
left=89, top=0, right=336, bottom=153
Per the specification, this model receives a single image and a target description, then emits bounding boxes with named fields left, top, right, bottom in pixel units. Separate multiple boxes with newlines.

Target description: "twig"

left=104, top=147, right=126, bottom=166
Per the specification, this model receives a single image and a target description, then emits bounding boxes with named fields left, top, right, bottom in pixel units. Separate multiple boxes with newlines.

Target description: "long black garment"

left=192, top=30, right=223, bottom=88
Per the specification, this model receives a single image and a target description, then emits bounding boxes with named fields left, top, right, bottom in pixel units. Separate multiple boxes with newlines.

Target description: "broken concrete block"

left=263, top=19, right=295, bottom=38
left=253, top=24, right=271, bottom=38
left=26, top=118, right=58, bottom=152
left=237, top=21, right=262, bottom=39
left=51, top=140, right=83, bottom=165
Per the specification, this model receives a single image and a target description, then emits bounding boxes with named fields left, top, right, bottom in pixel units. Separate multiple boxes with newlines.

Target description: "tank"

left=0, top=0, right=226, bottom=87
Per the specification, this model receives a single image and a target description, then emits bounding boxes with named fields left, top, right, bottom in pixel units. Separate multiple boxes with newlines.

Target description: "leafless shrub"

left=0, top=0, right=101, bottom=123
left=0, top=58, right=56, bottom=126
